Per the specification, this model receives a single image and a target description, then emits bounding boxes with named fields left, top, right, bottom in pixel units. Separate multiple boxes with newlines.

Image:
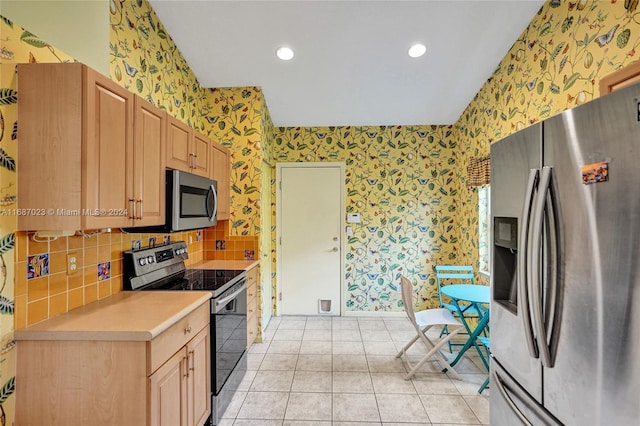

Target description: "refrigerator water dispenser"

left=493, top=216, right=518, bottom=314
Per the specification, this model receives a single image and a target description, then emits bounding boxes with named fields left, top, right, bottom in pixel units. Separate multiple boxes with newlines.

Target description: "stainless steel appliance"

left=134, top=169, right=218, bottom=233
left=490, top=82, right=640, bottom=425
left=124, top=241, right=247, bottom=426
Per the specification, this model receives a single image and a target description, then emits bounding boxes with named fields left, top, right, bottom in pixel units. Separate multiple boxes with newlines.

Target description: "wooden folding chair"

left=395, top=275, right=464, bottom=380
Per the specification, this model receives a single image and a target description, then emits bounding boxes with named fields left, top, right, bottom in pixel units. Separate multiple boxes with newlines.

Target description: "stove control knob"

left=139, top=258, right=147, bottom=266
left=147, top=255, right=155, bottom=264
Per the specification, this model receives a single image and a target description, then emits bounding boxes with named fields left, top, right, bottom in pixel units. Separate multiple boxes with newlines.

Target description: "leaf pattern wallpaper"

left=0, top=15, right=76, bottom=424
left=455, top=0, right=640, bottom=266
left=109, top=0, right=267, bottom=239
left=0, top=0, right=639, bottom=422
left=272, top=125, right=471, bottom=312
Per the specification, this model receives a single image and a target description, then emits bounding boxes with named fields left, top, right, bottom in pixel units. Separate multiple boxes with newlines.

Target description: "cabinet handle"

left=193, top=154, right=198, bottom=169
left=129, top=199, right=136, bottom=220
left=183, top=356, right=188, bottom=378
left=188, top=350, right=195, bottom=372
left=184, top=326, right=192, bottom=335
left=137, top=199, right=143, bottom=220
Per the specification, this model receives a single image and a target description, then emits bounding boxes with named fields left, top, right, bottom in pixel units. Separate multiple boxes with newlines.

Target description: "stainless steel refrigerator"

left=490, top=82, right=640, bottom=425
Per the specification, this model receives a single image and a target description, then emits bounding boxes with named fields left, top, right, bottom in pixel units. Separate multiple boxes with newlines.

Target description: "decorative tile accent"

left=244, top=250, right=255, bottom=260
left=216, top=240, right=226, bottom=250
left=163, top=235, right=171, bottom=244
left=148, top=237, right=156, bottom=247
left=132, top=239, right=141, bottom=250
left=98, top=262, right=111, bottom=281
left=196, top=230, right=202, bottom=241
left=27, top=254, right=49, bottom=279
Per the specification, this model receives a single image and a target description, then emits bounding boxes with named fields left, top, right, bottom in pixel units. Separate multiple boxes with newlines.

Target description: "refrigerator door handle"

left=519, top=168, right=539, bottom=359
left=544, top=186, right=560, bottom=353
left=493, top=360, right=563, bottom=426
left=530, top=166, right=553, bottom=368
left=492, top=369, right=534, bottom=426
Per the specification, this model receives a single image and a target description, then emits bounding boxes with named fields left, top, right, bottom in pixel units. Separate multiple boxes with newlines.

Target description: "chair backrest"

left=435, top=265, right=474, bottom=307
left=399, top=275, right=418, bottom=327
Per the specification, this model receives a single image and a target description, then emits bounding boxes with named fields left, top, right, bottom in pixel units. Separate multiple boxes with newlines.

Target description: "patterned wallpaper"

left=2, top=0, right=640, bottom=422
left=207, top=87, right=266, bottom=236
left=109, top=0, right=211, bottom=131
left=456, top=0, right=640, bottom=265
left=457, top=1, right=640, bottom=151
left=0, top=15, right=78, bottom=424
left=109, top=0, right=265, bottom=239
left=272, top=125, right=472, bottom=312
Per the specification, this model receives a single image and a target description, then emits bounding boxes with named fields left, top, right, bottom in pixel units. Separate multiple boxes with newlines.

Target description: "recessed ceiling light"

left=276, top=46, right=294, bottom=61
left=408, top=43, right=426, bottom=58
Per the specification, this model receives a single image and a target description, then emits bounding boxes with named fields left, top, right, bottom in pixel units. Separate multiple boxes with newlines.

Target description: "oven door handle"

left=213, top=282, right=246, bottom=313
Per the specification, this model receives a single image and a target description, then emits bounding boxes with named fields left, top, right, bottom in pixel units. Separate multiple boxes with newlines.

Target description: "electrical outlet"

left=67, top=252, right=78, bottom=275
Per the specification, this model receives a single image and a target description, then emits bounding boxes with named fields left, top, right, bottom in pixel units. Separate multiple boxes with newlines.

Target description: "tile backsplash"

left=15, top=228, right=204, bottom=329
left=204, top=221, right=258, bottom=261
left=16, top=220, right=258, bottom=329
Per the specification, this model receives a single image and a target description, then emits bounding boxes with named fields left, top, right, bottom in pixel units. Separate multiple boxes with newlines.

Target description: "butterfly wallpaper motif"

left=1, top=0, right=640, bottom=421
left=109, top=0, right=213, bottom=131
left=0, top=14, right=76, bottom=425
left=456, top=0, right=640, bottom=266
left=457, top=0, right=640, bottom=153
left=206, top=86, right=269, bottom=237
left=271, top=125, right=472, bottom=312
left=109, top=0, right=269, bottom=241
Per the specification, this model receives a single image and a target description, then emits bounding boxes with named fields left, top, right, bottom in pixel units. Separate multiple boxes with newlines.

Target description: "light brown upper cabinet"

left=166, top=114, right=211, bottom=178
left=17, top=63, right=165, bottom=231
left=600, top=61, right=640, bottom=95
left=133, top=96, right=166, bottom=227
left=211, top=142, right=231, bottom=220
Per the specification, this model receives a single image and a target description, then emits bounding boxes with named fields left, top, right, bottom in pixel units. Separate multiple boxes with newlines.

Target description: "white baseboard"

left=343, top=311, right=406, bottom=318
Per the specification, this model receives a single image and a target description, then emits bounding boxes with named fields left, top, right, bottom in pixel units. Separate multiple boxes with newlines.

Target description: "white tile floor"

left=219, top=315, right=490, bottom=425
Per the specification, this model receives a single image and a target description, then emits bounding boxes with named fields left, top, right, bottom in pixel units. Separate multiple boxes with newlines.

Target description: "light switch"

left=346, top=226, right=353, bottom=236
left=347, top=213, right=361, bottom=223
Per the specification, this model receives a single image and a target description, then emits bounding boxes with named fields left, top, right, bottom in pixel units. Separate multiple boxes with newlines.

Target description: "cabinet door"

left=16, top=63, right=84, bottom=231
left=192, top=131, right=210, bottom=177
left=167, top=114, right=192, bottom=172
left=83, top=67, right=134, bottom=229
left=211, top=143, right=231, bottom=220
left=246, top=266, right=259, bottom=347
left=187, top=327, right=211, bottom=426
left=133, top=96, right=166, bottom=226
left=149, top=348, right=188, bottom=426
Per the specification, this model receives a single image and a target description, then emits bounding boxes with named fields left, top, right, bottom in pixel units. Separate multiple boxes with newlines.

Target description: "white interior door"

left=277, top=163, right=344, bottom=315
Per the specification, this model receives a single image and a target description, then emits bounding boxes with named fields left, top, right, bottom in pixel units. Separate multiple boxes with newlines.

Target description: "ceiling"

left=149, top=0, right=545, bottom=128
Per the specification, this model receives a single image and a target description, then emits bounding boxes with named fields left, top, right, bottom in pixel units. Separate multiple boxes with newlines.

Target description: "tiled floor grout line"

left=225, top=315, right=488, bottom=425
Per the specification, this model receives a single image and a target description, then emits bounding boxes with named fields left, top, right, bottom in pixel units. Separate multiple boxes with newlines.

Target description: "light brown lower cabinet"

left=16, top=303, right=211, bottom=426
left=149, top=327, right=210, bottom=426
left=246, top=264, right=259, bottom=347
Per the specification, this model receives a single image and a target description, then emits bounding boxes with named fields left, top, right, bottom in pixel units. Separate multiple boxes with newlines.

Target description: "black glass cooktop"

left=123, top=241, right=247, bottom=295
left=140, top=268, right=246, bottom=294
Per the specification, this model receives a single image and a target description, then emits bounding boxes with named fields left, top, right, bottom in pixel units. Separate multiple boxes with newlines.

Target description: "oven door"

left=211, top=279, right=247, bottom=396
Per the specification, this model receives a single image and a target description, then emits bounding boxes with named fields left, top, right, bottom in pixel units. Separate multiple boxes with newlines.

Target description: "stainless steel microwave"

left=166, top=169, right=218, bottom=232
left=124, top=169, right=218, bottom=233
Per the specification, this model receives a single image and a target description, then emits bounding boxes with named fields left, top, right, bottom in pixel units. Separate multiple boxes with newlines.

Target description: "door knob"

left=333, top=237, right=338, bottom=241
left=331, top=247, right=339, bottom=252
